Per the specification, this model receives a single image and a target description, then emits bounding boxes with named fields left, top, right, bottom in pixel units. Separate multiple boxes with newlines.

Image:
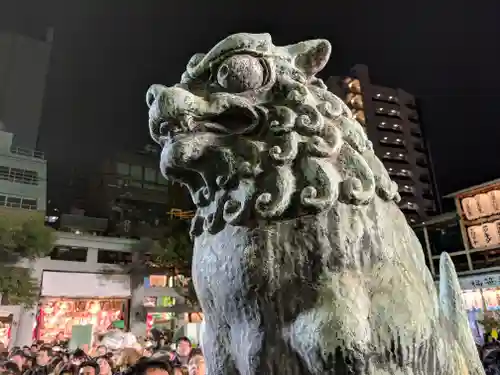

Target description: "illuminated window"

left=399, top=185, right=415, bottom=194
left=0, top=166, right=39, bottom=185
left=50, top=246, right=88, bottom=262
left=97, top=250, right=132, bottom=265
left=149, top=275, right=167, bottom=287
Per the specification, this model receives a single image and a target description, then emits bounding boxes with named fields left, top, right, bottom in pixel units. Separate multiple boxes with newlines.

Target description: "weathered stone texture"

left=146, top=33, right=484, bottom=375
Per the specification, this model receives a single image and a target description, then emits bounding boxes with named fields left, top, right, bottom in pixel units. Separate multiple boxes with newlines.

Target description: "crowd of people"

left=0, top=332, right=204, bottom=375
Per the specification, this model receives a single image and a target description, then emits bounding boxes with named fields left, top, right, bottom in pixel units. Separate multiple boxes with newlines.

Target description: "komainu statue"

left=146, top=33, right=484, bottom=375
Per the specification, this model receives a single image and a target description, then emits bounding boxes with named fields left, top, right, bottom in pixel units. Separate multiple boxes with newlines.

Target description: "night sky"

left=2, top=0, right=500, bottom=205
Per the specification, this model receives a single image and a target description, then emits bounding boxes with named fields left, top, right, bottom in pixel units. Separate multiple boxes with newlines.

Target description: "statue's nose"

left=146, top=84, right=167, bottom=108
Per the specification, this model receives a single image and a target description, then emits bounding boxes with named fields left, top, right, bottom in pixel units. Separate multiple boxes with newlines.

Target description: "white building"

left=0, top=128, right=47, bottom=212
left=0, top=232, right=193, bottom=347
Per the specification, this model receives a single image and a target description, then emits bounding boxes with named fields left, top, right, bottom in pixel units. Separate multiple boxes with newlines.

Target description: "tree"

left=149, top=230, right=197, bottom=307
left=0, top=213, right=55, bottom=306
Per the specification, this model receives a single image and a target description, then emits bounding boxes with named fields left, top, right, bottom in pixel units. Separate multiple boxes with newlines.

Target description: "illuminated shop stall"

left=0, top=316, right=12, bottom=347
left=459, top=272, right=500, bottom=344
left=143, top=274, right=202, bottom=340
left=36, top=298, right=127, bottom=342
left=450, top=180, right=500, bottom=271
left=36, top=271, right=131, bottom=342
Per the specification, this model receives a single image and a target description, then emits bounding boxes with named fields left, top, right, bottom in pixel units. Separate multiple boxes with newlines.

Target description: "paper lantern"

left=495, top=220, right=500, bottom=239
left=489, top=190, right=500, bottom=213
left=483, top=223, right=500, bottom=247
left=462, top=197, right=480, bottom=220
left=476, top=193, right=494, bottom=218
left=468, top=225, right=486, bottom=248
left=462, top=290, right=482, bottom=310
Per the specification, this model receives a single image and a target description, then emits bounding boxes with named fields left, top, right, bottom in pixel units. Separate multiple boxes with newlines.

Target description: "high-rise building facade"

left=53, top=145, right=194, bottom=239
left=327, top=64, right=438, bottom=224
left=0, top=128, right=47, bottom=213
left=0, top=31, right=52, bottom=150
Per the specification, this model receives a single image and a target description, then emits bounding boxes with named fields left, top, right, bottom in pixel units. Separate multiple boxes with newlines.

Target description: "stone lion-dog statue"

left=146, top=33, right=483, bottom=375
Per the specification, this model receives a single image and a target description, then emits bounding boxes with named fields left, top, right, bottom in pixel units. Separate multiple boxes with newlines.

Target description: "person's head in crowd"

left=115, top=348, right=141, bottom=371
left=142, top=347, right=153, bottom=358
left=172, top=366, right=188, bottom=375
left=56, top=363, right=78, bottom=375
left=36, top=345, right=52, bottom=366
left=9, top=350, right=26, bottom=371
left=78, top=360, right=100, bottom=375
left=71, top=349, right=88, bottom=366
left=56, top=332, right=65, bottom=343
left=22, top=346, right=30, bottom=356
left=175, top=337, right=192, bottom=359
left=134, top=358, right=172, bottom=375
left=95, top=345, right=107, bottom=357
left=2, top=360, right=21, bottom=375
left=96, top=356, right=112, bottom=375
left=24, top=355, right=35, bottom=370
left=47, top=356, right=64, bottom=374
left=9, top=347, right=19, bottom=354
left=187, top=349, right=204, bottom=375
left=30, top=344, right=38, bottom=353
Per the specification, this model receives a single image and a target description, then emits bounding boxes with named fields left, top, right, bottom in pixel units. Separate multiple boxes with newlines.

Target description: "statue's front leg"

left=201, top=317, right=238, bottom=375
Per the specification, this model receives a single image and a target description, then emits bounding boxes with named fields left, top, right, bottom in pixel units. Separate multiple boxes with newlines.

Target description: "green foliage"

left=479, top=311, right=500, bottom=333
left=0, top=215, right=55, bottom=307
left=149, top=232, right=192, bottom=274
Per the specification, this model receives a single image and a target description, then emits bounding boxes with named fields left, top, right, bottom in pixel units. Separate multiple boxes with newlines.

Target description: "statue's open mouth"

left=152, top=104, right=260, bottom=149
left=151, top=101, right=260, bottom=195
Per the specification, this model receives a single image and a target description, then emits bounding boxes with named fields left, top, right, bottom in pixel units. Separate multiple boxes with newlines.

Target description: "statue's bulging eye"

left=216, top=55, right=265, bottom=92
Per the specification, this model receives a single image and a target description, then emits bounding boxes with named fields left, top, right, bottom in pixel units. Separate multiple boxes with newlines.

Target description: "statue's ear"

left=291, top=39, right=331, bottom=77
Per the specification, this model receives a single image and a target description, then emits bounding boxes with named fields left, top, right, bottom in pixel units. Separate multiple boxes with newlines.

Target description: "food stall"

left=0, top=317, right=11, bottom=348
left=36, top=298, right=127, bottom=343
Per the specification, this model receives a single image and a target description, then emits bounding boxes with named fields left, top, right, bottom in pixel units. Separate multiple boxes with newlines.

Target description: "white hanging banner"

left=459, top=272, right=500, bottom=291
left=41, top=271, right=131, bottom=298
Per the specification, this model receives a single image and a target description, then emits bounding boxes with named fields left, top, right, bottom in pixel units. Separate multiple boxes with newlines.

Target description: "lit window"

left=385, top=152, right=391, bottom=155
left=392, top=124, right=400, bottom=128
left=379, top=107, right=384, bottom=111
left=149, top=275, right=167, bottom=287
left=380, top=122, right=386, bottom=126
left=388, top=96, right=393, bottom=100
left=383, top=137, right=388, bottom=140
left=390, top=109, right=397, bottom=114
left=376, top=93, right=381, bottom=98
left=398, top=153, right=404, bottom=157
left=395, top=138, right=402, bottom=143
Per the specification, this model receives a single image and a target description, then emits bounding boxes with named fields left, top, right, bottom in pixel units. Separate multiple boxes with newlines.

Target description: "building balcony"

left=59, top=214, right=109, bottom=235
left=10, top=146, right=45, bottom=161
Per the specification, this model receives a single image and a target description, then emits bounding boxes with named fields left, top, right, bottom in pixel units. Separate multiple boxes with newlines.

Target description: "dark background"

left=2, top=0, right=499, bottom=201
